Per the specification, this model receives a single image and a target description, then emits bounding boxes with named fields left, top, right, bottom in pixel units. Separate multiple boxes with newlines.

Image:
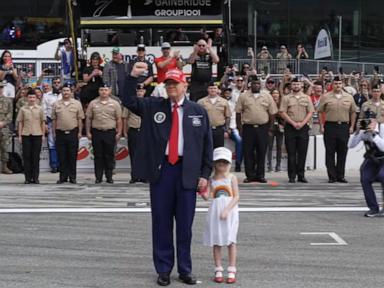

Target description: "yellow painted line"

left=81, top=19, right=223, bottom=25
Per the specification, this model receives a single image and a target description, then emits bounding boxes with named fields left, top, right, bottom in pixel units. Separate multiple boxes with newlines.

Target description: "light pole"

left=338, top=15, right=342, bottom=66
left=254, top=10, right=258, bottom=57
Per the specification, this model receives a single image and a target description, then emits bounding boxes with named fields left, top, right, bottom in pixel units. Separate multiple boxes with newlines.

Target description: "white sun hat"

left=213, top=147, right=232, bottom=164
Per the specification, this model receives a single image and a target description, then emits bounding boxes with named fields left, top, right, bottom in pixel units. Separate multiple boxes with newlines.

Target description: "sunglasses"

left=236, top=80, right=244, bottom=82
left=198, top=45, right=206, bottom=47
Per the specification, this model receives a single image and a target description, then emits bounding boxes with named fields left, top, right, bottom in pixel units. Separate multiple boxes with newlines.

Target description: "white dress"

left=203, top=176, right=239, bottom=247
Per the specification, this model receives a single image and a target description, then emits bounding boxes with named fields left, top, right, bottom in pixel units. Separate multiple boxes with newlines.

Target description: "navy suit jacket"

left=121, top=76, right=213, bottom=189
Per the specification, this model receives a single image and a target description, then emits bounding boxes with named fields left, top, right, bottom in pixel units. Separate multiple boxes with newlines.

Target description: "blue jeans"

left=230, top=129, right=243, bottom=168
left=47, top=119, right=59, bottom=169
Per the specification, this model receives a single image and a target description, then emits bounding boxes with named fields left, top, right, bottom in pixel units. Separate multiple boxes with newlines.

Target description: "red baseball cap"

left=164, top=69, right=187, bottom=84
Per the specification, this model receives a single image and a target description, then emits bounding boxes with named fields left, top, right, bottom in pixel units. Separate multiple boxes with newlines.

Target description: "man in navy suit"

left=122, top=63, right=213, bottom=286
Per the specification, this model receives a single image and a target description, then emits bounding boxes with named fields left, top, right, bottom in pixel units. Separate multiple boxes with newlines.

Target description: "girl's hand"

left=220, top=210, right=228, bottom=220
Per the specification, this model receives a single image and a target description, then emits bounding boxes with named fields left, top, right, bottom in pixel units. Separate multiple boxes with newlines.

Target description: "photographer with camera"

left=54, top=38, right=74, bottom=81
left=349, top=108, right=384, bottom=217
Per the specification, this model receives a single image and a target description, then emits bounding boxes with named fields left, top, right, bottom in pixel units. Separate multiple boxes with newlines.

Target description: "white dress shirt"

left=349, top=123, right=384, bottom=152
left=42, top=91, right=59, bottom=119
left=165, top=97, right=185, bottom=156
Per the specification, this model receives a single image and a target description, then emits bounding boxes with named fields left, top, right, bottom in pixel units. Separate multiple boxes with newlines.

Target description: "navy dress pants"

left=150, top=159, right=196, bottom=275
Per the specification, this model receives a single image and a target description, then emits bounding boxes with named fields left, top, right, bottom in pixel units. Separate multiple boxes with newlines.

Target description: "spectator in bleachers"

left=267, top=89, right=284, bottom=172
left=276, top=45, right=292, bottom=74
left=42, top=82, right=60, bottom=173
left=154, top=42, right=184, bottom=84
left=222, top=87, right=243, bottom=172
left=103, top=47, right=128, bottom=99
left=296, top=43, right=309, bottom=60
left=256, top=46, right=273, bottom=74
left=309, top=81, right=324, bottom=135
left=81, top=52, right=104, bottom=105
left=0, top=50, right=18, bottom=98
left=127, top=44, right=154, bottom=96
left=54, top=38, right=74, bottom=81
left=188, top=39, right=219, bottom=102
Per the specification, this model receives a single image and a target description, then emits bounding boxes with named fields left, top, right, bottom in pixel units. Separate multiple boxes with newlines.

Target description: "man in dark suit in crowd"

left=121, top=63, right=213, bottom=286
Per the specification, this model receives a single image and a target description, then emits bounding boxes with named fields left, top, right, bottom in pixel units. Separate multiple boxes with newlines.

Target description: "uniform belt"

left=325, top=121, right=349, bottom=125
left=93, top=128, right=116, bottom=132
left=129, top=127, right=141, bottom=131
left=211, top=125, right=225, bottom=130
left=243, top=123, right=268, bottom=128
left=57, top=128, right=78, bottom=134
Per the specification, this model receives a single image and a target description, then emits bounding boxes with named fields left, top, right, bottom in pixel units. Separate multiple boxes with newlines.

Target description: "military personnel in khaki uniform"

left=16, top=89, right=45, bottom=184
left=279, top=78, right=314, bottom=183
left=0, top=82, right=13, bottom=174
left=122, top=84, right=145, bottom=184
left=86, top=84, right=122, bottom=183
left=198, top=82, right=231, bottom=148
left=235, top=77, right=278, bottom=183
left=318, top=76, right=357, bottom=183
left=359, top=85, right=384, bottom=123
left=52, top=83, right=85, bottom=184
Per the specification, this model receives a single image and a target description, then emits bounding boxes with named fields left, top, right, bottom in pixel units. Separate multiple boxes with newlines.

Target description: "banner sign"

left=314, top=29, right=333, bottom=59
left=79, top=0, right=222, bottom=18
left=131, top=0, right=222, bottom=17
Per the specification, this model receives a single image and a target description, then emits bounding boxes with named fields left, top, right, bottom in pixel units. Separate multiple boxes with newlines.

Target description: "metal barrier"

left=12, top=59, right=61, bottom=79
left=231, top=58, right=384, bottom=76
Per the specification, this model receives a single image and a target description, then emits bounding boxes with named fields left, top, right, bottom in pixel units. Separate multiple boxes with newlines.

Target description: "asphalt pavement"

left=0, top=170, right=383, bottom=288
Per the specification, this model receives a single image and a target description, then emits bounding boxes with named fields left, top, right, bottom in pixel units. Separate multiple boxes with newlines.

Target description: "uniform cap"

left=164, top=69, right=187, bottom=84
left=213, top=147, right=232, bottom=164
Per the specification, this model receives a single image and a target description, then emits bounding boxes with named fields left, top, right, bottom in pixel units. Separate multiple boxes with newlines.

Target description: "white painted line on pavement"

left=0, top=207, right=368, bottom=213
left=300, top=232, right=348, bottom=246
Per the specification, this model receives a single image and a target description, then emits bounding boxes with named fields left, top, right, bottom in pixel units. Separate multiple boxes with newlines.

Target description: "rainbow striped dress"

left=203, top=175, right=239, bottom=247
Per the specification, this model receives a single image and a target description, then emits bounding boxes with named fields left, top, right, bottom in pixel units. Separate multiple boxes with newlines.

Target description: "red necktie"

left=168, top=103, right=179, bottom=165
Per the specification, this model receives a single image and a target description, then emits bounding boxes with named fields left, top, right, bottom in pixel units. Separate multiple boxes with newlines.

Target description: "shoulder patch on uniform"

left=154, top=112, right=166, bottom=124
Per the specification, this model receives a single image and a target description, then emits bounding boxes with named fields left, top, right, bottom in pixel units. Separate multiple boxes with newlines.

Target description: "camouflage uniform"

left=0, top=91, right=13, bottom=173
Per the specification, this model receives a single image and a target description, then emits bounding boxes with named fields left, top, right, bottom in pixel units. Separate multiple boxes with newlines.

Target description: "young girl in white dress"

left=201, top=147, right=239, bottom=284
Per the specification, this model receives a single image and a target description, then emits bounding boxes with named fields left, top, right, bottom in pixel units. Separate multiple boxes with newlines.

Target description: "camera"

left=359, top=108, right=376, bottom=130
left=58, top=41, right=65, bottom=47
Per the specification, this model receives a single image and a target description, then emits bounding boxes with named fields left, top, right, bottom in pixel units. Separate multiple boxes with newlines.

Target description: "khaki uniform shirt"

left=122, top=107, right=141, bottom=129
left=16, top=104, right=45, bottom=136
left=86, top=97, right=122, bottom=130
left=51, top=98, right=85, bottom=131
left=0, top=95, right=13, bottom=130
left=359, top=99, right=384, bottom=123
left=318, top=91, right=357, bottom=122
left=235, top=90, right=278, bottom=125
left=197, top=96, right=231, bottom=127
left=279, top=92, right=315, bottom=122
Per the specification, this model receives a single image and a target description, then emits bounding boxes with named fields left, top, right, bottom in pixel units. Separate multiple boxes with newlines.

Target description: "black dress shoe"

left=95, top=179, right=102, bottom=184
left=179, top=274, right=197, bottom=285
left=289, top=178, right=296, bottom=183
left=235, top=166, right=241, bottom=172
left=298, top=177, right=308, bottom=183
left=157, top=273, right=170, bottom=286
left=337, top=178, right=348, bottom=183
left=69, top=179, right=77, bottom=184
left=129, top=179, right=137, bottom=184
left=328, top=179, right=336, bottom=183
left=57, top=179, right=65, bottom=184
left=106, top=179, right=114, bottom=184
left=243, top=178, right=257, bottom=183
left=256, top=178, right=267, bottom=183
left=24, top=180, right=31, bottom=184
left=34, top=179, right=40, bottom=184
left=51, top=168, right=58, bottom=173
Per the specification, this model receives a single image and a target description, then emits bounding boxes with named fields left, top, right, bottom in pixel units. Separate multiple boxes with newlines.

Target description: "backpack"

left=7, top=152, right=23, bottom=173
